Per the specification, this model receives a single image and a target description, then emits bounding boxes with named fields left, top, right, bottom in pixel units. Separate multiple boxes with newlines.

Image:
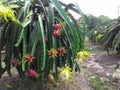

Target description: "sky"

left=59, top=0, right=120, bottom=19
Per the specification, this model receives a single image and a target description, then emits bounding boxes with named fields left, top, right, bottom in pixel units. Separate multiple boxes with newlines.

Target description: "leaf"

left=74, top=4, right=87, bottom=49
left=50, top=0, right=75, bottom=38
left=37, top=15, right=46, bottom=71
left=22, top=11, right=33, bottom=27
left=5, top=83, right=13, bottom=89
left=50, top=0, right=78, bottom=52
left=15, top=28, right=24, bottom=47
left=74, top=4, right=86, bottom=23
left=21, top=1, right=30, bottom=71
left=31, top=39, right=38, bottom=55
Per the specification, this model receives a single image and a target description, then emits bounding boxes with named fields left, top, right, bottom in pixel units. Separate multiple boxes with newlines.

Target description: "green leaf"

left=5, top=83, right=13, bottom=89
left=50, top=0, right=80, bottom=54
left=37, top=15, right=46, bottom=71
left=22, top=11, right=33, bottom=27
left=15, top=28, right=24, bottom=47
left=75, top=4, right=87, bottom=49
left=46, top=5, right=55, bottom=47
left=74, top=4, right=86, bottom=23
left=22, top=29, right=27, bottom=71
left=50, top=0, right=75, bottom=40
left=31, top=39, right=38, bottom=55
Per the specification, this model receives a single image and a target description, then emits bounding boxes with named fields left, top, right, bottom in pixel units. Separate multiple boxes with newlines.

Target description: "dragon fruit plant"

left=0, top=0, right=86, bottom=83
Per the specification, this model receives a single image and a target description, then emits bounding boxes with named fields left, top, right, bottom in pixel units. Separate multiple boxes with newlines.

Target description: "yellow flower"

left=97, top=34, right=103, bottom=40
left=74, top=51, right=85, bottom=64
left=75, top=50, right=90, bottom=64
left=0, top=2, right=20, bottom=24
left=59, top=66, right=72, bottom=82
left=77, top=51, right=85, bottom=60
left=83, top=50, right=90, bottom=57
left=75, top=57, right=83, bottom=64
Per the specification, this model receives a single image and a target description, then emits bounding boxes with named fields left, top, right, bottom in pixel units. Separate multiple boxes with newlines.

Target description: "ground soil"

left=0, top=72, right=93, bottom=90
left=82, top=43, right=120, bottom=90
left=0, top=43, right=120, bottom=90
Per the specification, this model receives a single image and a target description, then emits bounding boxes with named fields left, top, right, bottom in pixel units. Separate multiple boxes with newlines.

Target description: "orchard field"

left=0, top=0, right=120, bottom=90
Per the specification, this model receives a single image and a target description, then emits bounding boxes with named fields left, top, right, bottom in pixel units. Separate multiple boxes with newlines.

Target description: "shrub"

left=0, top=0, right=86, bottom=83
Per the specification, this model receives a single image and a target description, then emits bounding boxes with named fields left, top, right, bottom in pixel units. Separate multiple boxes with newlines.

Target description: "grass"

left=84, top=47, right=104, bottom=54
left=84, top=39, right=105, bottom=54
left=89, top=75, right=115, bottom=90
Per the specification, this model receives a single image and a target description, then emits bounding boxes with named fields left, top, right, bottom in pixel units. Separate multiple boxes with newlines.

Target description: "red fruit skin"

left=28, top=69, right=37, bottom=78
left=45, top=37, right=48, bottom=43
left=53, top=30, right=59, bottom=37
left=25, top=54, right=35, bottom=63
left=58, top=47, right=65, bottom=55
left=54, top=24, right=62, bottom=31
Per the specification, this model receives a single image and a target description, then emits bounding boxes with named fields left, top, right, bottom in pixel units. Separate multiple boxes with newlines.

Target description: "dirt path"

left=82, top=43, right=120, bottom=90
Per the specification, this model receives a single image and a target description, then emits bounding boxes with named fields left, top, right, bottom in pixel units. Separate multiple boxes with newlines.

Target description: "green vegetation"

left=89, top=76, right=115, bottom=90
left=87, top=15, right=120, bottom=54
left=0, top=0, right=87, bottom=83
